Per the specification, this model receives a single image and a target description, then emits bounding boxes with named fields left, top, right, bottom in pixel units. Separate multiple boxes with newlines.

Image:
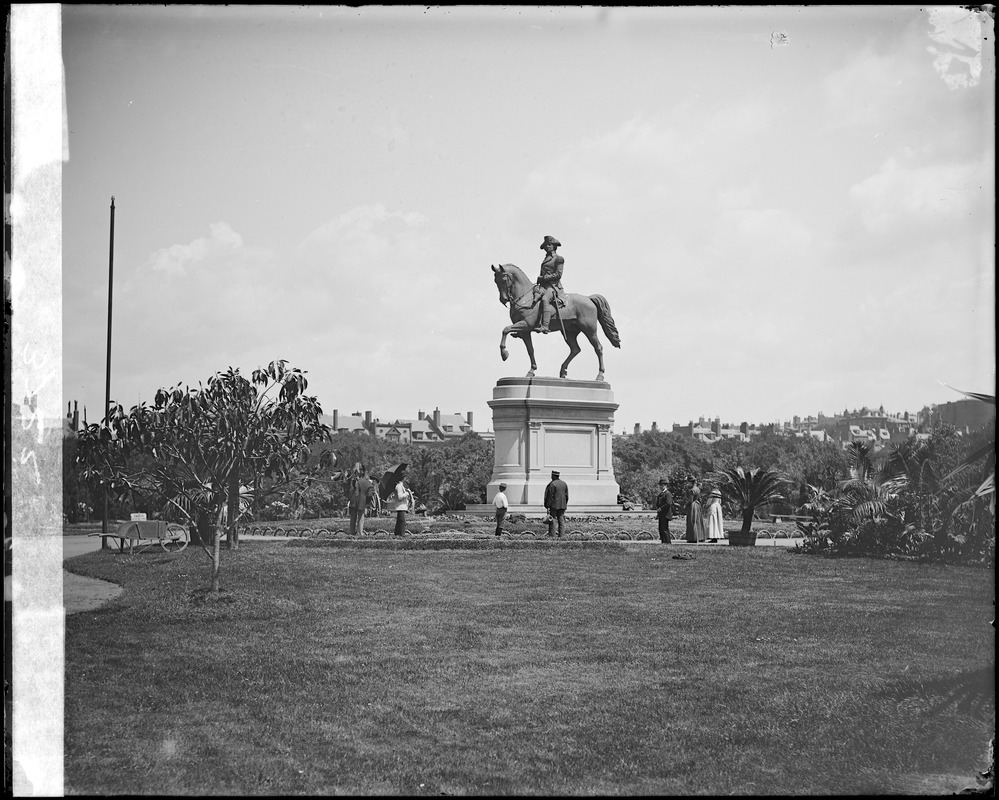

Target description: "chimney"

left=651, top=421, right=658, bottom=433
left=73, top=401, right=79, bottom=432
left=634, top=423, right=640, bottom=435
left=418, top=410, right=425, bottom=420
left=433, top=407, right=441, bottom=428
left=365, top=411, right=373, bottom=431
left=712, top=418, right=720, bottom=435
left=332, top=409, right=339, bottom=431
left=698, top=416, right=705, bottom=427
left=466, top=411, right=474, bottom=429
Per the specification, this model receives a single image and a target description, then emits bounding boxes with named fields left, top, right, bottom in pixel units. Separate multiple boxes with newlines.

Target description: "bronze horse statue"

left=491, top=263, right=621, bottom=381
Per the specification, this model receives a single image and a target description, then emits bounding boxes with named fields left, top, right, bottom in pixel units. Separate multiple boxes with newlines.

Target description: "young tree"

left=714, top=466, right=787, bottom=533
left=76, top=360, right=335, bottom=591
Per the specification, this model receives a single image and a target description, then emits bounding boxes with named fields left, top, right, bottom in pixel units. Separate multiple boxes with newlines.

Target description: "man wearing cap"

left=543, top=470, right=569, bottom=538
left=654, top=478, right=674, bottom=544
left=535, top=235, right=564, bottom=334
left=494, top=482, right=510, bottom=537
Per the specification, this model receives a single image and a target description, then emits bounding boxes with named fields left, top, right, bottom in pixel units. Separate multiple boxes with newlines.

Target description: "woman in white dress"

left=705, top=488, right=725, bottom=542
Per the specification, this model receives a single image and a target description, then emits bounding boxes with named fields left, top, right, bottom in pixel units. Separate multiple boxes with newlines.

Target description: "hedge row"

left=287, top=538, right=631, bottom=551
left=239, top=525, right=802, bottom=541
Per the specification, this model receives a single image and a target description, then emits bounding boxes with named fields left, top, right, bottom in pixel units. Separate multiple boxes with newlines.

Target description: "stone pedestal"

left=482, top=377, right=621, bottom=512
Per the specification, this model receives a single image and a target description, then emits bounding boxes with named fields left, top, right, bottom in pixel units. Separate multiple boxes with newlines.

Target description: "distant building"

left=63, top=401, right=88, bottom=438
left=324, top=407, right=491, bottom=444
left=931, top=398, right=995, bottom=433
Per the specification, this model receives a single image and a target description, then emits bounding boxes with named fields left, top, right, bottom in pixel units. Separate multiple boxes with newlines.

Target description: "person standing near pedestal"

left=685, top=481, right=706, bottom=543
left=494, top=483, right=509, bottom=537
left=544, top=470, right=568, bottom=538
left=654, top=478, right=674, bottom=543
left=705, top=488, right=725, bottom=543
left=348, top=464, right=375, bottom=537
left=387, top=468, right=412, bottom=537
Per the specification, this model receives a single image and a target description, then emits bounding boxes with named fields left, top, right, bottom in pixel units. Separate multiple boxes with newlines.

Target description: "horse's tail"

left=589, top=295, right=621, bottom=348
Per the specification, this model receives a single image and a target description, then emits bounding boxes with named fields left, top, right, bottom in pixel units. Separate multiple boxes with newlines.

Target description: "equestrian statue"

left=491, top=235, right=621, bottom=381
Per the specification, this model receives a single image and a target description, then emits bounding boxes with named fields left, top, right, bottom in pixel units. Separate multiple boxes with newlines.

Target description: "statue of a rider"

left=535, top=235, right=564, bottom=334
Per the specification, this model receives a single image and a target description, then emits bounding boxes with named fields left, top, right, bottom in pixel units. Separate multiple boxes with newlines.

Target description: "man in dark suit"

left=654, top=478, right=674, bottom=543
left=544, top=470, right=569, bottom=538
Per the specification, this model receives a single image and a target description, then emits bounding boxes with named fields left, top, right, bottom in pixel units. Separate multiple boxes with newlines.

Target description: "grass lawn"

left=64, top=540, right=994, bottom=795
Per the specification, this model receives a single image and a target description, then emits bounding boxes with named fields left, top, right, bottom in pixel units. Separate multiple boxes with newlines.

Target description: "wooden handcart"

left=88, top=519, right=189, bottom=554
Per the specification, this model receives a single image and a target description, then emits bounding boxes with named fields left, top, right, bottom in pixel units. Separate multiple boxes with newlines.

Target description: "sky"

left=53, top=5, right=995, bottom=434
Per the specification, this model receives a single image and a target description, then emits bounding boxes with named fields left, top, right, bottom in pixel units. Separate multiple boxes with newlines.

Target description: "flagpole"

left=102, top=196, right=115, bottom=535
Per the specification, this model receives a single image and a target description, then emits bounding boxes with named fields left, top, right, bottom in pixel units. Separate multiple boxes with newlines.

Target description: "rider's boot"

left=537, top=304, right=553, bottom=334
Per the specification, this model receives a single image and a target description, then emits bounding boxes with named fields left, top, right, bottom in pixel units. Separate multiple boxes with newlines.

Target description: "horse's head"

left=491, top=264, right=511, bottom=306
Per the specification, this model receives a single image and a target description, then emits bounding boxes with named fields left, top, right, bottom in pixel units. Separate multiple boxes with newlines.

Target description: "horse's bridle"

left=496, top=268, right=539, bottom=311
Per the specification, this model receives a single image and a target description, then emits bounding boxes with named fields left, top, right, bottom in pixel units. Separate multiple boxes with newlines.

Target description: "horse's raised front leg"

left=559, top=329, right=582, bottom=379
left=500, top=321, right=537, bottom=376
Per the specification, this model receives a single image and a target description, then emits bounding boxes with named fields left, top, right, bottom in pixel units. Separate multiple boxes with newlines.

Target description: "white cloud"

left=147, top=221, right=245, bottom=275
left=849, top=155, right=985, bottom=237
left=297, top=203, right=439, bottom=310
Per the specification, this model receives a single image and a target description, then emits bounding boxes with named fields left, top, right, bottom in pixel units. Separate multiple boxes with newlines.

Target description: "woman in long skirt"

left=685, top=482, right=706, bottom=543
left=705, top=488, right=725, bottom=542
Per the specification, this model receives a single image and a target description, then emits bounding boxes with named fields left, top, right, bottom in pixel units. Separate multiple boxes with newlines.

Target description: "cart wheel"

left=161, top=524, right=189, bottom=553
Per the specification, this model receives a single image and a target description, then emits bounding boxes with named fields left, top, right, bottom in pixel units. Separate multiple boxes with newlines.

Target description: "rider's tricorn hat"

left=540, top=235, right=561, bottom=250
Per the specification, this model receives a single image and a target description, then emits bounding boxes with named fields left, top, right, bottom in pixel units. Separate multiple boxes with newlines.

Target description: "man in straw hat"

left=654, top=478, right=675, bottom=543
left=543, top=470, right=569, bottom=538
left=494, top=482, right=510, bottom=537
left=534, top=235, right=564, bottom=334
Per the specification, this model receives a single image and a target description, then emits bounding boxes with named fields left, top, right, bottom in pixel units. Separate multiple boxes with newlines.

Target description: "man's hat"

left=551, top=470, right=560, bottom=478
left=658, top=478, right=668, bottom=485
left=499, top=483, right=507, bottom=490
left=709, top=488, right=721, bottom=498
left=540, top=235, right=561, bottom=250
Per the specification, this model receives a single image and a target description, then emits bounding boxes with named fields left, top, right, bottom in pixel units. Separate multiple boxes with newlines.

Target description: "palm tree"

left=837, top=440, right=907, bottom=525
left=715, top=466, right=787, bottom=533
left=940, top=390, right=995, bottom=514
left=939, top=390, right=995, bottom=557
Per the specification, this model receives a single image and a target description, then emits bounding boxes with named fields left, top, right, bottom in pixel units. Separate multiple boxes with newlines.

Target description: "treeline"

left=613, top=428, right=851, bottom=512
left=292, top=431, right=494, bottom=519
left=64, top=430, right=495, bottom=524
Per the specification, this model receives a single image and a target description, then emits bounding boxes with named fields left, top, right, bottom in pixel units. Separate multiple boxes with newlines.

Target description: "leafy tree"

left=620, top=430, right=710, bottom=473
left=76, top=360, right=334, bottom=591
left=405, top=433, right=493, bottom=512
left=62, top=437, right=96, bottom=523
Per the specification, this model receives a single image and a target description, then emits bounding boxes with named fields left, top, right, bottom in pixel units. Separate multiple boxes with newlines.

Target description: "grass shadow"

left=883, top=665, right=995, bottom=722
